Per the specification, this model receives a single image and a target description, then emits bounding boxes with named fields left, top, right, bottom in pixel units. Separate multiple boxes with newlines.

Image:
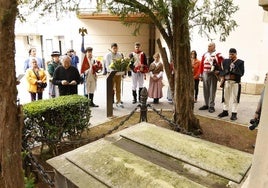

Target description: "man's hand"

left=61, top=80, right=69, bottom=85
left=69, top=80, right=77, bottom=85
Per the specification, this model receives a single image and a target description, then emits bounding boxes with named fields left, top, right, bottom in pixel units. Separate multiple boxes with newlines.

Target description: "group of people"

left=23, top=42, right=165, bottom=108
left=24, top=48, right=81, bottom=102
left=193, top=42, right=266, bottom=130
left=192, top=42, right=245, bottom=121
left=104, top=42, right=164, bottom=108
left=23, top=43, right=264, bottom=129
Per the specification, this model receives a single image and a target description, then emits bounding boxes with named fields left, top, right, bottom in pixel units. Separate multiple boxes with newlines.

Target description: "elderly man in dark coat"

left=52, top=55, right=81, bottom=96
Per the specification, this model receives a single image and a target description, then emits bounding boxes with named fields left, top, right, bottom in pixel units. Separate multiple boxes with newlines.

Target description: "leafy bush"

left=23, top=95, right=91, bottom=154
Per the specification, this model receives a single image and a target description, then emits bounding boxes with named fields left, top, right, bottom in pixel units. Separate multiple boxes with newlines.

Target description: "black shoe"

left=249, top=124, right=258, bottom=131
left=218, top=110, right=229, bottom=118
left=230, top=113, right=237, bottom=120
left=249, top=118, right=259, bottom=130
left=153, top=98, right=159, bottom=104
left=132, top=100, right=137, bottom=104
left=208, top=107, right=215, bottom=113
left=199, top=105, right=209, bottom=110
left=90, top=103, right=99, bottom=107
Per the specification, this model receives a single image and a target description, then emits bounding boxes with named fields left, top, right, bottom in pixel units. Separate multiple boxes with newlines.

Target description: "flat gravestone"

left=47, top=122, right=252, bottom=188
left=119, top=123, right=252, bottom=183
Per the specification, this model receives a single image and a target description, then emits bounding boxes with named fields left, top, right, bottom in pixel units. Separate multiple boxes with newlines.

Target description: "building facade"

left=15, top=0, right=268, bottom=94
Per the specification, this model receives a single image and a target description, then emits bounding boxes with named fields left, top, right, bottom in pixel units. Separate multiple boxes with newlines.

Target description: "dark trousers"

left=30, top=92, right=43, bottom=101
left=194, top=79, right=199, bottom=100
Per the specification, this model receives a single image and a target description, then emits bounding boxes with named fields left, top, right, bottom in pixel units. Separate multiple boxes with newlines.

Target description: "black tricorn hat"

left=51, top=51, right=61, bottom=56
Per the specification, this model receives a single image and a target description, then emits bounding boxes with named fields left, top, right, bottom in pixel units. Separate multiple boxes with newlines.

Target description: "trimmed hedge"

left=23, top=95, right=91, bottom=154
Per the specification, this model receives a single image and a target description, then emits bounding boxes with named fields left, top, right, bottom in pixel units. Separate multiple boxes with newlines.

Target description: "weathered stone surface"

left=119, top=123, right=252, bottom=183
left=47, top=154, right=108, bottom=188
left=47, top=122, right=252, bottom=188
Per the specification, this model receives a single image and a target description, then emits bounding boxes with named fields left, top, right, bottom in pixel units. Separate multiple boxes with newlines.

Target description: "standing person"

left=199, top=42, right=224, bottom=113
left=84, top=47, right=102, bottom=107
left=24, top=47, right=44, bottom=72
left=71, top=50, right=79, bottom=69
left=47, top=51, right=61, bottom=98
left=148, top=53, right=164, bottom=104
left=191, top=50, right=201, bottom=103
left=67, top=49, right=79, bottom=69
left=52, top=55, right=81, bottom=96
left=25, top=58, right=47, bottom=101
left=248, top=72, right=267, bottom=130
left=129, top=42, right=148, bottom=104
left=105, top=43, right=124, bottom=108
left=102, top=59, right=108, bottom=75
left=218, top=48, right=244, bottom=120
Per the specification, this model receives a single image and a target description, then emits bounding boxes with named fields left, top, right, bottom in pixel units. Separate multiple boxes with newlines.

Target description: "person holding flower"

left=84, top=47, right=103, bottom=107
left=105, top=43, right=124, bottom=108
left=129, top=42, right=148, bottom=104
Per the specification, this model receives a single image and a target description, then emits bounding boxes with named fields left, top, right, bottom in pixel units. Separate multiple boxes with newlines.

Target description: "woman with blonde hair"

left=25, top=58, right=47, bottom=101
left=148, top=52, right=164, bottom=104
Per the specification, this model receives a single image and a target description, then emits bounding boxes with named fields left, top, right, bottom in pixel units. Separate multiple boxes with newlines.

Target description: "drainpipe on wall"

left=40, top=35, right=45, bottom=69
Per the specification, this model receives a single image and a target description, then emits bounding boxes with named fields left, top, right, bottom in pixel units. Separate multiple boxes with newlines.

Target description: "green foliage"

left=109, top=57, right=131, bottom=71
left=17, top=0, right=79, bottom=21
left=24, top=174, right=35, bottom=188
left=23, top=167, right=35, bottom=188
left=108, top=0, right=239, bottom=42
left=22, top=95, right=91, bottom=154
left=189, top=0, right=239, bottom=41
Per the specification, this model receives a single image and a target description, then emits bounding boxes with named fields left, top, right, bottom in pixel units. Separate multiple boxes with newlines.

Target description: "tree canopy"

left=105, top=0, right=238, bottom=132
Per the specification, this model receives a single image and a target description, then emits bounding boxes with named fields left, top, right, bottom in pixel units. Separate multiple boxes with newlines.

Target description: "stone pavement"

left=17, top=74, right=260, bottom=127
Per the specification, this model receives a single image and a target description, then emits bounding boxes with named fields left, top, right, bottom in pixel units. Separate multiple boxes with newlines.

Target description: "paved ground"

left=17, top=74, right=260, bottom=127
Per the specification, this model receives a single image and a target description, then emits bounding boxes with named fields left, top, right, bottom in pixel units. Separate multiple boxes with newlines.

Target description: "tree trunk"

left=171, top=2, right=201, bottom=134
left=157, top=39, right=175, bottom=99
left=0, top=0, right=24, bottom=187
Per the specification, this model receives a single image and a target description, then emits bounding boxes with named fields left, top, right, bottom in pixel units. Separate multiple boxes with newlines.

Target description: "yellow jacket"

left=26, top=68, right=47, bottom=93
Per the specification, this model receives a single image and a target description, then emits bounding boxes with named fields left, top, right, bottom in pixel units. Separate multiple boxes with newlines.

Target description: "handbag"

left=37, top=82, right=47, bottom=88
left=33, top=69, right=47, bottom=88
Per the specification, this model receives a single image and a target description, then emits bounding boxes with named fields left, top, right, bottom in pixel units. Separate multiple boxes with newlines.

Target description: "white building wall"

left=191, top=0, right=268, bottom=84
left=15, top=1, right=268, bottom=84
left=15, top=14, right=149, bottom=73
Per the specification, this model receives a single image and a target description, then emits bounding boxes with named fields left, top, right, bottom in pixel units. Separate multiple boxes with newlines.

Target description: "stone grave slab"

left=119, top=122, right=252, bottom=183
left=47, top=122, right=252, bottom=188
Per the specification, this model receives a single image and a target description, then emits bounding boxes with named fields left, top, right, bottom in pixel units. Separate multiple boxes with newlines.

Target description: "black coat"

left=52, top=65, right=81, bottom=96
left=220, top=58, right=244, bottom=83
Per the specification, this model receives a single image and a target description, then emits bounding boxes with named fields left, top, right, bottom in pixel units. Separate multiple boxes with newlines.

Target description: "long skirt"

left=148, top=77, right=163, bottom=99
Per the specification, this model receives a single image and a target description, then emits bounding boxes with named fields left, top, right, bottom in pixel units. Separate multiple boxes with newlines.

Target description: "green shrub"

left=23, top=95, right=91, bottom=154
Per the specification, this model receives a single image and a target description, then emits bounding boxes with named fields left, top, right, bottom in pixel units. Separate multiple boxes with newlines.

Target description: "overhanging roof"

left=77, top=12, right=152, bottom=23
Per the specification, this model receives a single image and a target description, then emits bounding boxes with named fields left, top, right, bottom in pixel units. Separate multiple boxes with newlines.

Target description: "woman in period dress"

left=148, top=53, right=164, bottom=104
